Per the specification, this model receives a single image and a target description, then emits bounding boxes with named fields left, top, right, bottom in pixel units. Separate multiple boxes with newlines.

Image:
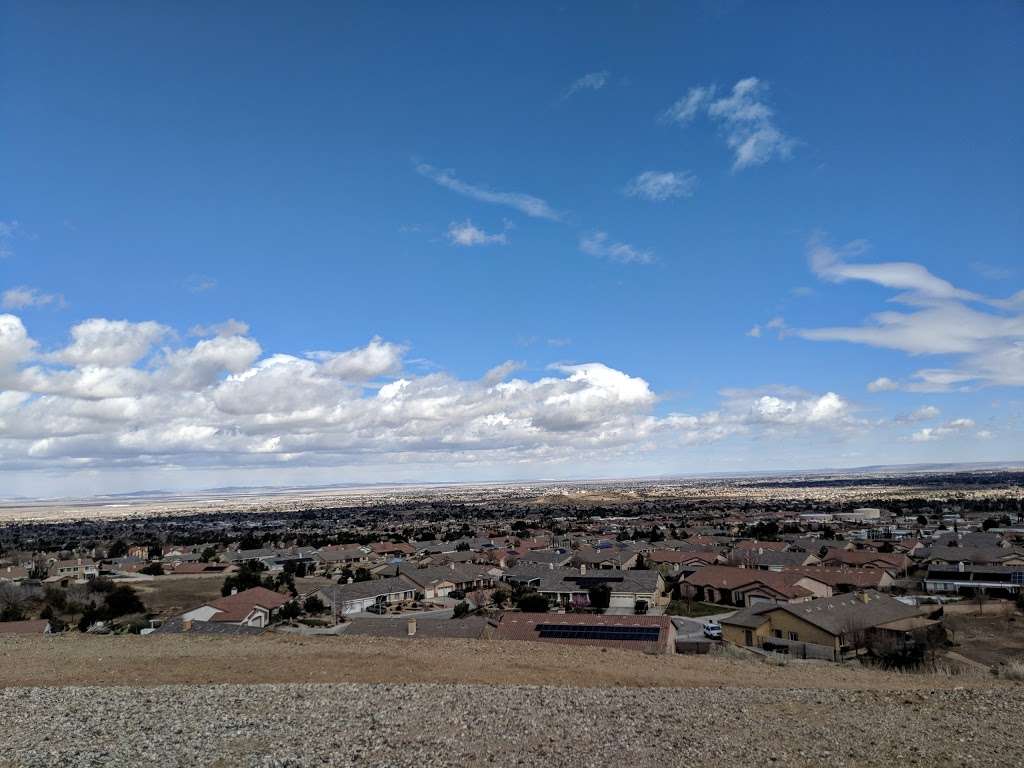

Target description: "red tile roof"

left=684, top=565, right=813, bottom=599
left=205, top=586, right=291, bottom=622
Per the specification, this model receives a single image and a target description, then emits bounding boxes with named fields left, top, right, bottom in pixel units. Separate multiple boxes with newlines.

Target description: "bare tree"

left=0, top=583, right=27, bottom=620
left=973, top=587, right=989, bottom=616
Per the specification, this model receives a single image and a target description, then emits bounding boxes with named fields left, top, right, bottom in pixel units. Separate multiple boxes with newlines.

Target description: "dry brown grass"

left=0, top=632, right=1015, bottom=691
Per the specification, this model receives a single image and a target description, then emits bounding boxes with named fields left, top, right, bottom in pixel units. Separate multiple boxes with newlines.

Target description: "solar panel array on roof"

left=535, top=623, right=661, bottom=641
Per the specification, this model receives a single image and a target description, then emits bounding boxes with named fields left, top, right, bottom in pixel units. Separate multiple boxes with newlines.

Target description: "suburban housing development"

left=2, top=471, right=1022, bottom=671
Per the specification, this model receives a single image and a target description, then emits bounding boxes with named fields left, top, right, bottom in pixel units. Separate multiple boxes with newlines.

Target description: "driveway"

left=671, top=609, right=736, bottom=640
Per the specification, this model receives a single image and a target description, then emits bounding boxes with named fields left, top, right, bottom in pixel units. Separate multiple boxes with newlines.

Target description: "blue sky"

left=1, top=2, right=1022, bottom=496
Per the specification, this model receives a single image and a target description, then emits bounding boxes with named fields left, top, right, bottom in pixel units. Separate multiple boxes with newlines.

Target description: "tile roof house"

left=746, top=550, right=821, bottom=571
left=316, top=545, right=372, bottom=568
left=720, top=591, right=934, bottom=660
left=923, top=546, right=1024, bottom=567
left=493, top=612, right=676, bottom=654
left=396, top=563, right=495, bottom=599
left=647, top=548, right=726, bottom=575
left=777, top=565, right=894, bottom=592
left=515, top=550, right=574, bottom=568
left=181, top=586, right=291, bottom=628
left=571, top=545, right=641, bottom=570
left=371, top=542, right=416, bottom=558
left=317, top=575, right=418, bottom=616
left=683, top=565, right=830, bottom=607
left=503, top=564, right=664, bottom=610
left=819, top=548, right=910, bottom=575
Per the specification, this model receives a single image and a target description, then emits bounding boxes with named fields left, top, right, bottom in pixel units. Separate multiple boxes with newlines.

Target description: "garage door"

left=609, top=594, right=634, bottom=609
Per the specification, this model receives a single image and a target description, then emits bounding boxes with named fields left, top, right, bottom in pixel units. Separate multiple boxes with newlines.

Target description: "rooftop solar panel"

left=535, top=623, right=661, bottom=641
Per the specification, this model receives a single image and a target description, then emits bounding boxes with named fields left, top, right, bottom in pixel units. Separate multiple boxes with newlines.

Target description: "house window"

left=788, top=631, right=799, bottom=641
left=773, top=629, right=783, bottom=639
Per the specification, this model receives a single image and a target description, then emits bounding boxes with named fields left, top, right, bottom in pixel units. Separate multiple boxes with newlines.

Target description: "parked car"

left=702, top=620, right=722, bottom=639
left=365, top=603, right=386, bottom=614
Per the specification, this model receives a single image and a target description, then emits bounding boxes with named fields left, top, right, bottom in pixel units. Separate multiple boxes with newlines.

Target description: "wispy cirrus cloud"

left=661, top=86, right=715, bottom=125
left=580, top=231, right=653, bottom=265
left=663, top=78, right=795, bottom=170
left=562, top=70, right=609, bottom=100
left=895, top=405, right=940, bottom=423
left=416, top=163, right=562, bottom=221
left=624, top=170, right=697, bottom=202
left=447, top=219, right=509, bottom=247
left=2, top=286, right=66, bottom=310
left=185, top=274, right=217, bottom=293
left=0, top=221, right=19, bottom=259
left=797, top=236, right=1024, bottom=389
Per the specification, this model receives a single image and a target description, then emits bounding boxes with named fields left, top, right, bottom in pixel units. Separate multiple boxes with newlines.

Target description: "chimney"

left=347, top=577, right=354, bottom=584
left=231, top=587, right=238, bottom=595
left=182, top=619, right=193, bottom=632
left=549, top=562, right=554, bottom=571
left=860, top=592, right=870, bottom=604
left=580, top=564, right=587, bottom=575
left=407, top=617, right=417, bottom=637
left=450, top=562, right=456, bottom=571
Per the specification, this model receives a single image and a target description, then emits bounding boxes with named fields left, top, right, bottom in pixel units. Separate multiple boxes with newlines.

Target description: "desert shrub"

left=1002, top=661, right=1024, bottom=682
left=88, top=577, right=114, bottom=593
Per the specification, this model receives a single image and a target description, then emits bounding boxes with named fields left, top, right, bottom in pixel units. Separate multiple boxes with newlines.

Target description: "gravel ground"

left=1, top=682, right=1021, bottom=767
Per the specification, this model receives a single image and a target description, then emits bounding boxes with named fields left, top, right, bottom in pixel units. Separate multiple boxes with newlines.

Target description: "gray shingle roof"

left=504, top=563, right=659, bottom=595
left=319, top=575, right=417, bottom=604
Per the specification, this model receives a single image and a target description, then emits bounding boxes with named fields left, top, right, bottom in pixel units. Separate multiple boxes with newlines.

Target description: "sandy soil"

left=946, top=612, right=1024, bottom=667
left=0, top=632, right=1011, bottom=690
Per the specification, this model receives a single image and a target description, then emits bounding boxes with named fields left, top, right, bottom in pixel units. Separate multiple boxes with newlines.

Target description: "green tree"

left=107, top=540, right=128, bottom=559
left=105, top=585, right=145, bottom=618
left=303, top=595, right=325, bottom=614
left=588, top=584, right=611, bottom=613
left=140, top=562, right=164, bottom=576
left=515, top=592, right=549, bottom=613
left=221, top=561, right=267, bottom=596
left=452, top=601, right=471, bottom=618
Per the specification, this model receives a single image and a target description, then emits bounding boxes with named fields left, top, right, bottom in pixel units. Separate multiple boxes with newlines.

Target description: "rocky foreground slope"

left=1, top=682, right=1021, bottom=767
